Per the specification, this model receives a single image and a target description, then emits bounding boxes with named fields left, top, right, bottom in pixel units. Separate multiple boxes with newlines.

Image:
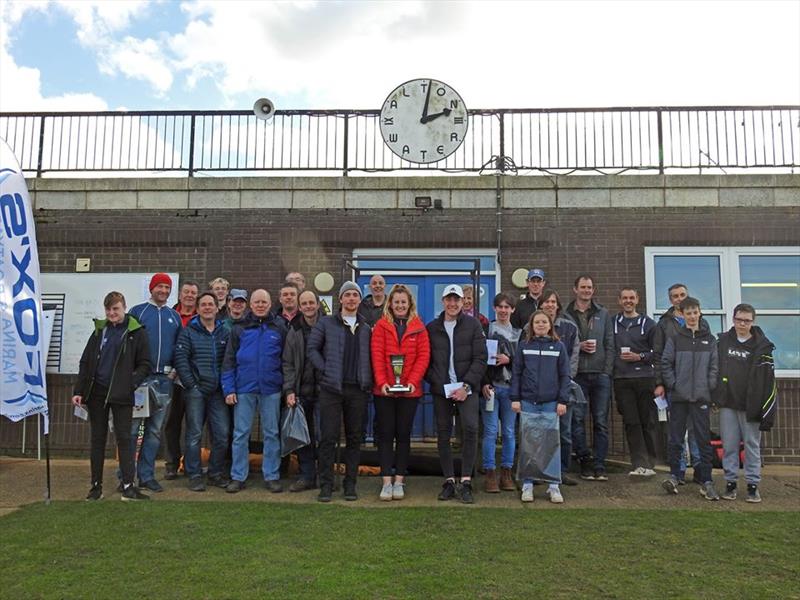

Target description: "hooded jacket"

left=564, top=299, right=614, bottom=376
left=510, top=335, right=570, bottom=405
left=712, top=326, right=777, bottom=431
left=174, top=316, right=229, bottom=395
left=371, top=315, right=430, bottom=398
left=612, top=313, right=659, bottom=380
left=129, top=301, right=182, bottom=374
left=221, top=312, right=287, bottom=396
left=661, top=321, right=718, bottom=403
left=74, top=315, right=151, bottom=405
left=307, top=313, right=373, bottom=393
left=425, top=312, right=487, bottom=396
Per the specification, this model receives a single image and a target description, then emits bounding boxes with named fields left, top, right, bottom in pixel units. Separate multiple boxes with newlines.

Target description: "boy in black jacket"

left=712, top=304, right=776, bottom=503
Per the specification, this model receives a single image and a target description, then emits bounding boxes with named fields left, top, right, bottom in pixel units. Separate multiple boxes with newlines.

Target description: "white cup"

left=585, top=339, right=597, bottom=353
left=621, top=346, right=631, bottom=355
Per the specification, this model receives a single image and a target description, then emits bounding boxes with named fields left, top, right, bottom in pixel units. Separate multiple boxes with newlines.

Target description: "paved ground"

left=1, top=455, right=798, bottom=515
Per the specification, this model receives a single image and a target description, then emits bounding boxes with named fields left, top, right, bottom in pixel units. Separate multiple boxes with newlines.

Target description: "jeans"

left=572, top=373, right=611, bottom=470
left=614, top=377, right=657, bottom=470
left=667, top=401, right=713, bottom=483
left=678, top=422, right=701, bottom=475
left=719, top=408, right=762, bottom=484
left=375, top=396, right=419, bottom=477
left=128, top=374, right=173, bottom=484
left=230, top=392, right=281, bottom=483
left=559, top=404, right=573, bottom=473
left=521, top=400, right=559, bottom=486
left=296, top=395, right=319, bottom=482
left=183, top=387, right=230, bottom=480
left=318, top=384, right=368, bottom=488
left=434, top=392, right=479, bottom=480
left=481, top=386, right=516, bottom=470
left=87, top=385, right=134, bottom=486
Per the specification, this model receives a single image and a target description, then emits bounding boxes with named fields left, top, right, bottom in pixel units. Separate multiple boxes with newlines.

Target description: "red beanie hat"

left=149, top=273, right=172, bottom=292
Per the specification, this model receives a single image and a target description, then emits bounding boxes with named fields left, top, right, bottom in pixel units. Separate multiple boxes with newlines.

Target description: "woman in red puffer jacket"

left=371, top=284, right=430, bottom=501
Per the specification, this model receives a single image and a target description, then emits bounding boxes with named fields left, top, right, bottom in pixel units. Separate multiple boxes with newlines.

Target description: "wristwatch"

left=463, top=384, right=472, bottom=395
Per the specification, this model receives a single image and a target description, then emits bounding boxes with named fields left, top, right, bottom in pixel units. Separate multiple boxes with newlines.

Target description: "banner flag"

left=0, top=138, right=49, bottom=428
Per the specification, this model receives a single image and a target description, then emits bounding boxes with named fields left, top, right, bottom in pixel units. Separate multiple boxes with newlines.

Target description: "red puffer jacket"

left=371, top=316, right=430, bottom=398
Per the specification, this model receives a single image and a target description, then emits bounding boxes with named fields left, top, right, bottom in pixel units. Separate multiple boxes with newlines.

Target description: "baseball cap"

left=441, top=284, right=464, bottom=299
left=527, top=268, right=546, bottom=280
left=229, top=288, right=248, bottom=301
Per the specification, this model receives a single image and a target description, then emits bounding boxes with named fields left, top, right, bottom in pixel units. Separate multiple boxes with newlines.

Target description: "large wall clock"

left=379, top=78, right=469, bottom=164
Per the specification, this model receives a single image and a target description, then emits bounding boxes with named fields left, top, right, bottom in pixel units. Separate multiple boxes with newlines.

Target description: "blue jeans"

left=127, top=374, right=173, bottom=484
left=183, top=387, right=230, bottom=480
left=521, top=400, right=559, bottom=485
left=571, top=373, right=611, bottom=471
left=230, top=392, right=281, bottom=483
left=481, top=386, right=516, bottom=470
left=678, top=421, right=701, bottom=476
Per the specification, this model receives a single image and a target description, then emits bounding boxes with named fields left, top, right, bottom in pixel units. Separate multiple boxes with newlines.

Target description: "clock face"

left=379, top=78, right=468, bottom=164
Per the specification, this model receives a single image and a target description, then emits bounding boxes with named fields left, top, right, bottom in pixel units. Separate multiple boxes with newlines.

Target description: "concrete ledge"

left=451, top=190, right=495, bottom=208
left=775, top=188, right=800, bottom=206
left=36, top=179, right=87, bottom=191
left=87, top=191, right=137, bottom=210
left=189, top=177, right=241, bottom=191
left=557, top=176, right=615, bottom=189
left=241, top=190, right=292, bottom=208
left=137, top=191, right=188, bottom=209
left=344, top=190, right=397, bottom=209
left=718, top=174, right=776, bottom=188
left=502, top=176, right=556, bottom=190
left=344, top=177, right=399, bottom=191
left=450, top=177, right=496, bottom=190
left=665, top=188, right=718, bottom=207
left=719, top=188, right=775, bottom=207
left=401, top=177, right=455, bottom=190
left=240, top=177, right=293, bottom=190
left=607, top=175, right=665, bottom=188
left=504, top=189, right=557, bottom=208
left=84, top=178, right=140, bottom=191
left=610, top=188, right=664, bottom=207
left=292, top=177, right=344, bottom=190
left=138, top=178, right=189, bottom=191
left=292, top=190, right=344, bottom=208
left=665, top=175, right=720, bottom=188
left=189, top=190, right=240, bottom=209
left=35, top=191, right=85, bottom=209
left=558, top=188, right=610, bottom=208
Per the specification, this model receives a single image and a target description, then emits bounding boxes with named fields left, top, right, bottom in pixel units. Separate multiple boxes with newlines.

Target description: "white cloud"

left=98, top=36, right=174, bottom=94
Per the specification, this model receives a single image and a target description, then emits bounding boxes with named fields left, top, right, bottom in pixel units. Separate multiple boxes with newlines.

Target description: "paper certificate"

left=444, top=382, right=464, bottom=398
left=486, top=339, right=498, bottom=365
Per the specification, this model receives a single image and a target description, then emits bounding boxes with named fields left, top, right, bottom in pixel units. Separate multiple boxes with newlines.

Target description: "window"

left=645, top=247, right=800, bottom=376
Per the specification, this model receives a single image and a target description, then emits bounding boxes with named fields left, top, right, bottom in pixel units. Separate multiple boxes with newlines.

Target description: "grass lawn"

left=2, top=503, right=798, bottom=599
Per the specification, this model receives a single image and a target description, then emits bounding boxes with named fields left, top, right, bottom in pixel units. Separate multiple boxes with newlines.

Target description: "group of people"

left=71, top=268, right=777, bottom=505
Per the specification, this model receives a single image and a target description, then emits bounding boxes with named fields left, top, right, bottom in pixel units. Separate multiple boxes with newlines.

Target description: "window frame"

left=645, top=246, right=800, bottom=378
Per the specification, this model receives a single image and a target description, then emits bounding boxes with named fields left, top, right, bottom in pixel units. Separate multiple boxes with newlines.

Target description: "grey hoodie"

left=661, top=321, right=718, bottom=403
left=565, top=299, right=614, bottom=376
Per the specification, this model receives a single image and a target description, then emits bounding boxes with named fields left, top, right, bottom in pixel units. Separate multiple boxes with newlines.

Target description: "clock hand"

left=420, top=80, right=433, bottom=123
left=420, top=108, right=452, bottom=124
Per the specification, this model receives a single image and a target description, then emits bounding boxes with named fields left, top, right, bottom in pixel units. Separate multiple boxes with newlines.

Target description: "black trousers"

left=433, top=392, right=479, bottom=480
left=613, top=377, right=657, bottom=469
left=374, top=396, right=419, bottom=477
left=164, top=385, right=185, bottom=470
left=318, top=384, right=368, bottom=488
left=87, top=386, right=135, bottom=486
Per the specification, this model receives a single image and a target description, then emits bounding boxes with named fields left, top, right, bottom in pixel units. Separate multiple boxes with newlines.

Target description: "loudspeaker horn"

left=253, top=98, right=275, bottom=121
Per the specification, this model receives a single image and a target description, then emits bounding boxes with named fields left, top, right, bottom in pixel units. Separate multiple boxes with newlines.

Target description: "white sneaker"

left=379, top=483, right=393, bottom=501
left=392, top=482, right=405, bottom=500
left=547, top=486, right=564, bottom=504
left=629, top=467, right=648, bottom=476
left=521, top=483, right=534, bottom=503
left=642, top=468, right=657, bottom=477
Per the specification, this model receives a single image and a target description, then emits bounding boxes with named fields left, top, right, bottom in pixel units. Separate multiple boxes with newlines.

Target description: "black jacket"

left=510, top=293, right=539, bottom=330
left=74, top=315, right=151, bottom=405
left=173, top=316, right=230, bottom=395
left=712, top=326, right=777, bottom=431
left=612, top=313, right=659, bottom=380
left=661, top=321, right=718, bottom=403
left=307, top=313, right=373, bottom=393
left=425, top=312, right=488, bottom=396
left=357, top=295, right=385, bottom=327
left=282, top=319, right=319, bottom=399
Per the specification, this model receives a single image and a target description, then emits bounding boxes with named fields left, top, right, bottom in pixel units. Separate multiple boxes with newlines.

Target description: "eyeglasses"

left=733, top=318, right=754, bottom=324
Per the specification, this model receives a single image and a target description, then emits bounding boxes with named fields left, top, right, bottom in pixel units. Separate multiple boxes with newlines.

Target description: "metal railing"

left=1, top=106, right=797, bottom=176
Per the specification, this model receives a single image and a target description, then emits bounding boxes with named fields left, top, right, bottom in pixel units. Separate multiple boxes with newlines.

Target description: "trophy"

left=388, top=354, right=412, bottom=393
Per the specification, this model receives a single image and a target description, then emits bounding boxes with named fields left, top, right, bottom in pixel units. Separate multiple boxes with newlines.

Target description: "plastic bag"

left=568, top=380, right=586, bottom=405
left=281, top=404, right=311, bottom=457
left=516, top=411, right=561, bottom=484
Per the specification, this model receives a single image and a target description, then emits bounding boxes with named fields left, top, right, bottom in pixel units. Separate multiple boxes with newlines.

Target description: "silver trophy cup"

left=388, top=354, right=412, bottom=393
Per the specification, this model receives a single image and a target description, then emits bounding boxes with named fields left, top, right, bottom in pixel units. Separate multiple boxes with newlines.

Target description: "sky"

left=1, top=0, right=798, bottom=114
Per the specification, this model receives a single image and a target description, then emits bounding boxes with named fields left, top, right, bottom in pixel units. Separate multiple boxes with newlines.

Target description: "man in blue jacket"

left=174, top=292, right=231, bottom=492
left=222, top=289, right=288, bottom=493
left=127, top=273, right=182, bottom=493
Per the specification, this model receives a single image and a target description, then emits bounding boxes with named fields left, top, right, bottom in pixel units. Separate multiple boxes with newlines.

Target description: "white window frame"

left=645, top=246, right=800, bottom=378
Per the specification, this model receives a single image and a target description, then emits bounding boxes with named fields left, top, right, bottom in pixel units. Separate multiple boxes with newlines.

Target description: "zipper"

left=104, top=328, right=129, bottom=406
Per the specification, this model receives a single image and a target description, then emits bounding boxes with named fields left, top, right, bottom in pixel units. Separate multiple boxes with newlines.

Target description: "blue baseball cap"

left=229, top=289, right=248, bottom=301
left=527, top=269, right=546, bottom=280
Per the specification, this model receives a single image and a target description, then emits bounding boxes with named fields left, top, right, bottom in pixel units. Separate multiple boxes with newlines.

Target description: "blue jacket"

left=129, top=301, right=182, bottom=374
left=510, top=336, right=570, bottom=405
left=174, top=316, right=230, bottom=395
left=221, top=313, right=287, bottom=396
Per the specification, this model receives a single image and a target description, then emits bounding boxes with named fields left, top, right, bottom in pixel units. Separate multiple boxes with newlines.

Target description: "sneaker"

left=521, top=483, right=534, bottom=503
left=226, top=480, right=245, bottom=494
left=121, top=485, right=150, bottom=502
left=85, top=484, right=103, bottom=501
left=116, top=481, right=124, bottom=493
left=561, top=475, right=578, bottom=486
left=746, top=484, right=762, bottom=503
left=700, top=481, right=720, bottom=501
left=164, top=466, right=179, bottom=481
left=317, top=484, right=333, bottom=503
left=459, top=480, right=475, bottom=504
left=289, top=478, right=316, bottom=493
left=642, top=468, right=657, bottom=477
left=139, top=479, right=164, bottom=493
left=580, top=461, right=595, bottom=480
left=594, top=470, right=608, bottom=481
left=392, top=482, right=405, bottom=500
left=629, top=467, right=648, bottom=477
left=722, top=481, right=737, bottom=501
left=662, top=477, right=679, bottom=495
left=343, top=481, right=358, bottom=501
left=438, top=479, right=457, bottom=501
left=189, top=477, right=206, bottom=492
left=546, top=486, right=564, bottom=504
left=207, top=475, right=231, bottom=489
left=264, top=480, right=284, bottom=493
left=677, top=478, right=687, bottom=486
left=379, top=483, right=393, bottom=501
